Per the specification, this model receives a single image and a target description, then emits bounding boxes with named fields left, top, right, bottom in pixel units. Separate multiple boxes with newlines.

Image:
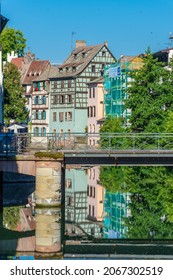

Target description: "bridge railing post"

left=157, top=134, right=160, bottom=150
left=132, top=134, right=135, bottom=150
left=5, top=133, right=8, bottom=156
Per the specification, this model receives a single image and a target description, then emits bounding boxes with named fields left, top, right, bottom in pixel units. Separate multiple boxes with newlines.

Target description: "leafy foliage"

left=99, top=117, right=126, bottom=148
left=126, top=51, right=173, bottom=133
left=123, top=166, right=173, bottom=239
left=3, top=207, right=21, bottom=230
left=100, top=51, right=173, bottom=239
left=0, top=27, right=26, bottom=61
left=4, top=62, right=29, bottom=125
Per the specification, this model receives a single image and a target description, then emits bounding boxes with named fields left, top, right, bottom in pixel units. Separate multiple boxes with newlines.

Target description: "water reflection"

left=1, top=166, right=173, bottom=259
left=65, top=166, right=173, bottom=240
left=64, top=167, right=130, bottom=240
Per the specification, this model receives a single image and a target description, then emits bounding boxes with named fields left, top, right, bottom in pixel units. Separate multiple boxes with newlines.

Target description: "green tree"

left=123, top=166, right=173, bottom=239
left=0, top=27, right=26, bottom=61
left=4, top=62, right=29, bottom=124
left=122, top=51, right=173, bottom=238
left=126, top=50, right=173, bottom=133
left=99, top=117, right=126, bottom=148
left=99, top=51, right=173, bottom=239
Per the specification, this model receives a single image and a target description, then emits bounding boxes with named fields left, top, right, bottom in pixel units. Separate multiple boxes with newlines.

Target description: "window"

left=93, top=88, right=95, bottom=98
left=43, top=81, right=46, bottom=90
left=43, top=96, right=46, bottom=105
left=59, top=95, right=65, bottom=104
left=53, top=95, right=58, bottom=104
left=59, top=112, right=64, bottom=122
left=34, top=82, right=40, bottom=91
left=61, top=80, right=64, bottom=88
left=65, top=111, right=72, bottom=121
left=67, top=212, right=71, bottom=221
left=68, top=80, right=72, bottom=88
left=35, top=110, right=39, bottom=119
left=89, top=205, right=91, bottom=216
left=42, top=110, right=46, bottom=120
left=93, top=124, right=95, bottom=133
left=102, top=51, right=106, bottom=57
left=89, top=88, right=91, bottom=98
left=89, top=124, right=92, bottom=133
left=87, top=185, right=89, bottom=196
left=34, top=127, right=39, bottom=136
left=54, top=81, right=57, bottom=89
left=42, top=127, right=46, bottom=136
left=90, top=107, right=93, bottom=117
left=90, top=186, right=92, bottom=197
left=34, top=96, right=39, bottom=105
left=91, top=65, right=95, bottom=73
left=93, top=106, right=96, bottom=117
left=67, top=196, right=72, bottom=206
left=26, top=98, right=29, bottom=105
left=72, top=67, right=76, bottom=72
left=92, top=206, right=95, bottom=217
left=53, top=112, right=57, bottom=121
left=74, top=53, right=77, bottom=59
left=59, top=68, right=63, bottom=73
left=67, top=95, right=72, bottom=103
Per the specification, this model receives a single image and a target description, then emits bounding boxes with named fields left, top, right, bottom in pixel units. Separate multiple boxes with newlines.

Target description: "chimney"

left=76, top=40, right=86, bottom=48
left=104, top=41, right=108, bottom=47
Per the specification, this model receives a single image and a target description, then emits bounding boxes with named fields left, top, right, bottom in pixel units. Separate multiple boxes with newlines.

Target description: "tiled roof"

left=22, top=60, right=50, bottom=85
left=11, top=57, right=24, bottom=70
left=33, top=64, right=58, bottom=81
left=49, top=43, right=113, bottom=79
left=118, top=55, right=136, bottom=62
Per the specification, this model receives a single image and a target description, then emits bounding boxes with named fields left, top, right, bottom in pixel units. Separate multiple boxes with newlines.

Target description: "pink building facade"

left=87, top=77, right=104, bottom=147
left=87, top=166, right=105, bottom=224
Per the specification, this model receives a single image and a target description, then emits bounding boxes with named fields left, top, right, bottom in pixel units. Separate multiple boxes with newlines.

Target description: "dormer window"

left=72, top=67, right=76, bottom=72
left=82, top=52, right=86, bottom=58
left=66, top=67, right=69, bottom=72
left=59, top=68, right=63, bottom=73
left=74, top=53, right=77, bottom=59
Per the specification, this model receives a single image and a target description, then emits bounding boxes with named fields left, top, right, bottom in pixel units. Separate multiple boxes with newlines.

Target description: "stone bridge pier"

left=35, top=160, right=64, bottom=255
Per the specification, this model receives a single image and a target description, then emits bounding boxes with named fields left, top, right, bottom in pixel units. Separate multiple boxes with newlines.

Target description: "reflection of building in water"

left=65, top=169, right=88, bottom=236
left=65, top=168, right=104, bottom=238
left=104, top=191, right=130, bottom=238
left=87, top=166, right=105, bottom=237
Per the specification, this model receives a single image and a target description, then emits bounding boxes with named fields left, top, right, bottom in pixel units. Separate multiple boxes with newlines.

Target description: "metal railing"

left=1, top=132, right=173, bottom=156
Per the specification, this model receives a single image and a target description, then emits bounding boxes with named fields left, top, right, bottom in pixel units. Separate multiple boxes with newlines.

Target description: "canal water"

left=1, top=166, right=173, bottom=259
